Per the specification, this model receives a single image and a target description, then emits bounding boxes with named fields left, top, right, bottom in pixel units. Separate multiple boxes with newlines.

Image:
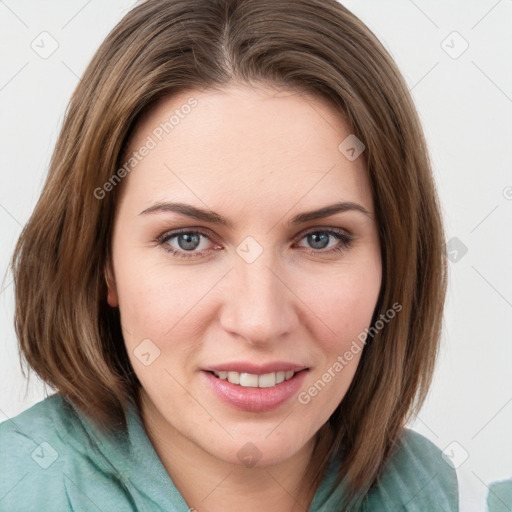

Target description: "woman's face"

left=107, top=83, right=381, bottom=467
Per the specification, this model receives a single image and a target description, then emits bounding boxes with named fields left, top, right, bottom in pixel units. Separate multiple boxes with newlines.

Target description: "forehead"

left=119, top=84, right=371, bottom=216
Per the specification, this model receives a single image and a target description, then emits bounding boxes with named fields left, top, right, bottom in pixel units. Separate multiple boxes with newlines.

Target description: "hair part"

left=11, top=0, right=447, bottom=506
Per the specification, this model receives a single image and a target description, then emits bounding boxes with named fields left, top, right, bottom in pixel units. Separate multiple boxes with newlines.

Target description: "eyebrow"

left=139, top=201, right=370, bottom=226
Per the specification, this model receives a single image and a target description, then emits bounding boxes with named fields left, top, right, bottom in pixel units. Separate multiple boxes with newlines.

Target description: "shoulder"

left=0, top=394, right=135, bottom=512
left=363, top=429, right=459, bottom=511
left=0, top=393, right=87, bottom=461
left=0, top=394, right=73, bottom=511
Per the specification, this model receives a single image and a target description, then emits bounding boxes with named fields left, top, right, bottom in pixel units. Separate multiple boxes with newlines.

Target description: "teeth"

left=258, top=373, right=277, bottom=388
left=227, top=371, right=240, bottom=384
left=239, top=373, right=259, bottom=387
left=212, top=370, right=297, bottom=387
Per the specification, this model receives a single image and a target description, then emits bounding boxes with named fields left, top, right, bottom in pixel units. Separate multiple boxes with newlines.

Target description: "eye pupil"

left=308, top=232, right=329, bottom=249
left=178, top=233, right=200, bottom=251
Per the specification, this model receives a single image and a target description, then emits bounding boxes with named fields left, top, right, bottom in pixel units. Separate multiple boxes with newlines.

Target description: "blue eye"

left=170, top=232, right=201, bottom=251
left=156, top=228, right=353, bottom=259
left=158, top=229, right=215, bottom=258
left=298, top=230, right=352, bottom=251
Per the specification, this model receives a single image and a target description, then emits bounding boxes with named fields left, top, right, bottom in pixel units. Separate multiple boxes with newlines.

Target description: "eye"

left=295, top=229, right=353, bottom=255
left=156, top=227, right=353, bottom=259
left=157, top=229, right=219, bottom=259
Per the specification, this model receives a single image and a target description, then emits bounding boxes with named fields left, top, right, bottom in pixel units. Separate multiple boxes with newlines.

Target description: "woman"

left=1, top=0, right=457, bottom=510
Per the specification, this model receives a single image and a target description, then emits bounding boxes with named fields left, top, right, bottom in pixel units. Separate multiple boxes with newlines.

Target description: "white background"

left=1, top=1, right=511, bottom=511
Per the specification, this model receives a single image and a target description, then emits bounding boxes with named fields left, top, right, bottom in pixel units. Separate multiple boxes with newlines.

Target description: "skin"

left=106, top=82, right=382, bottom=512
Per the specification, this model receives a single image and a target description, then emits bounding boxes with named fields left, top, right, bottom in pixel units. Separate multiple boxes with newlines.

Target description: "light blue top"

left=0, top=393, right=458, bottom=511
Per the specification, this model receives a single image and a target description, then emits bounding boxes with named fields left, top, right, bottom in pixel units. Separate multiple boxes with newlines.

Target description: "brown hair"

left=11, top=0, right=447, bottom=506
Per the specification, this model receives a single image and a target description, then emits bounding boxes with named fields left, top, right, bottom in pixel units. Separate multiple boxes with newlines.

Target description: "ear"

left=104, top=258, right=119, bottom=308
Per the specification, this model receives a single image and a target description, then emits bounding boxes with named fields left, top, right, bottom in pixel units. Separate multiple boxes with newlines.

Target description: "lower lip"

left=201, top=370, right=308, bottom=412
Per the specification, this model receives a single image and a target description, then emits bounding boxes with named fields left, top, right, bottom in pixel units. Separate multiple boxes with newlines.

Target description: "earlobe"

left=107, top=283, right=119, bottom=308
left=105, top=262, right=119, bottom=308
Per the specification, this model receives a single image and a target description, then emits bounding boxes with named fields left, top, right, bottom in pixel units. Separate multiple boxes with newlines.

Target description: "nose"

left=219, top=250, right=298, bottom=347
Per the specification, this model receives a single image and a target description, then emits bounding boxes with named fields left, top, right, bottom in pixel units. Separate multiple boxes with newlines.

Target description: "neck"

left=140, top=393, right=318, bottom=512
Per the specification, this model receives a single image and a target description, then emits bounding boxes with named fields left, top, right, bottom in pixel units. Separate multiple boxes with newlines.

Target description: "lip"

left=203, top=361, right=309, bottom=374
left=201, top=368, right=309, bottom=412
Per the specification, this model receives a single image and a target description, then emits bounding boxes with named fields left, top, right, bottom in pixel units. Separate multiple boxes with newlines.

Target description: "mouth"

left=201, top=366, right=309, bottom=412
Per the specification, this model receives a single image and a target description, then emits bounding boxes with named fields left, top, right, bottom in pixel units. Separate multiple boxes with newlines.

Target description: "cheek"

left=298, top=264, right=381, bottom=347
left=113, top=251, right=222, bottom=363
left=294, top=268, right=380, bottom=426
left=112, top=250, right=185, bottom=341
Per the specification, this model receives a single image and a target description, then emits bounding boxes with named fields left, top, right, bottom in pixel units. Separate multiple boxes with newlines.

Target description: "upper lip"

left=203, top=361, right=309, bottom=375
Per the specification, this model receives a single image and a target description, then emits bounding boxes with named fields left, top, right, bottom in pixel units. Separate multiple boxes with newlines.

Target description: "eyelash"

left=155, top=227, right=353, bottom=260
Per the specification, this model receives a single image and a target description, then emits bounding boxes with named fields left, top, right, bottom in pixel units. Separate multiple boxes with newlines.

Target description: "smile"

left=202, top=369, right=309, bottom=412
